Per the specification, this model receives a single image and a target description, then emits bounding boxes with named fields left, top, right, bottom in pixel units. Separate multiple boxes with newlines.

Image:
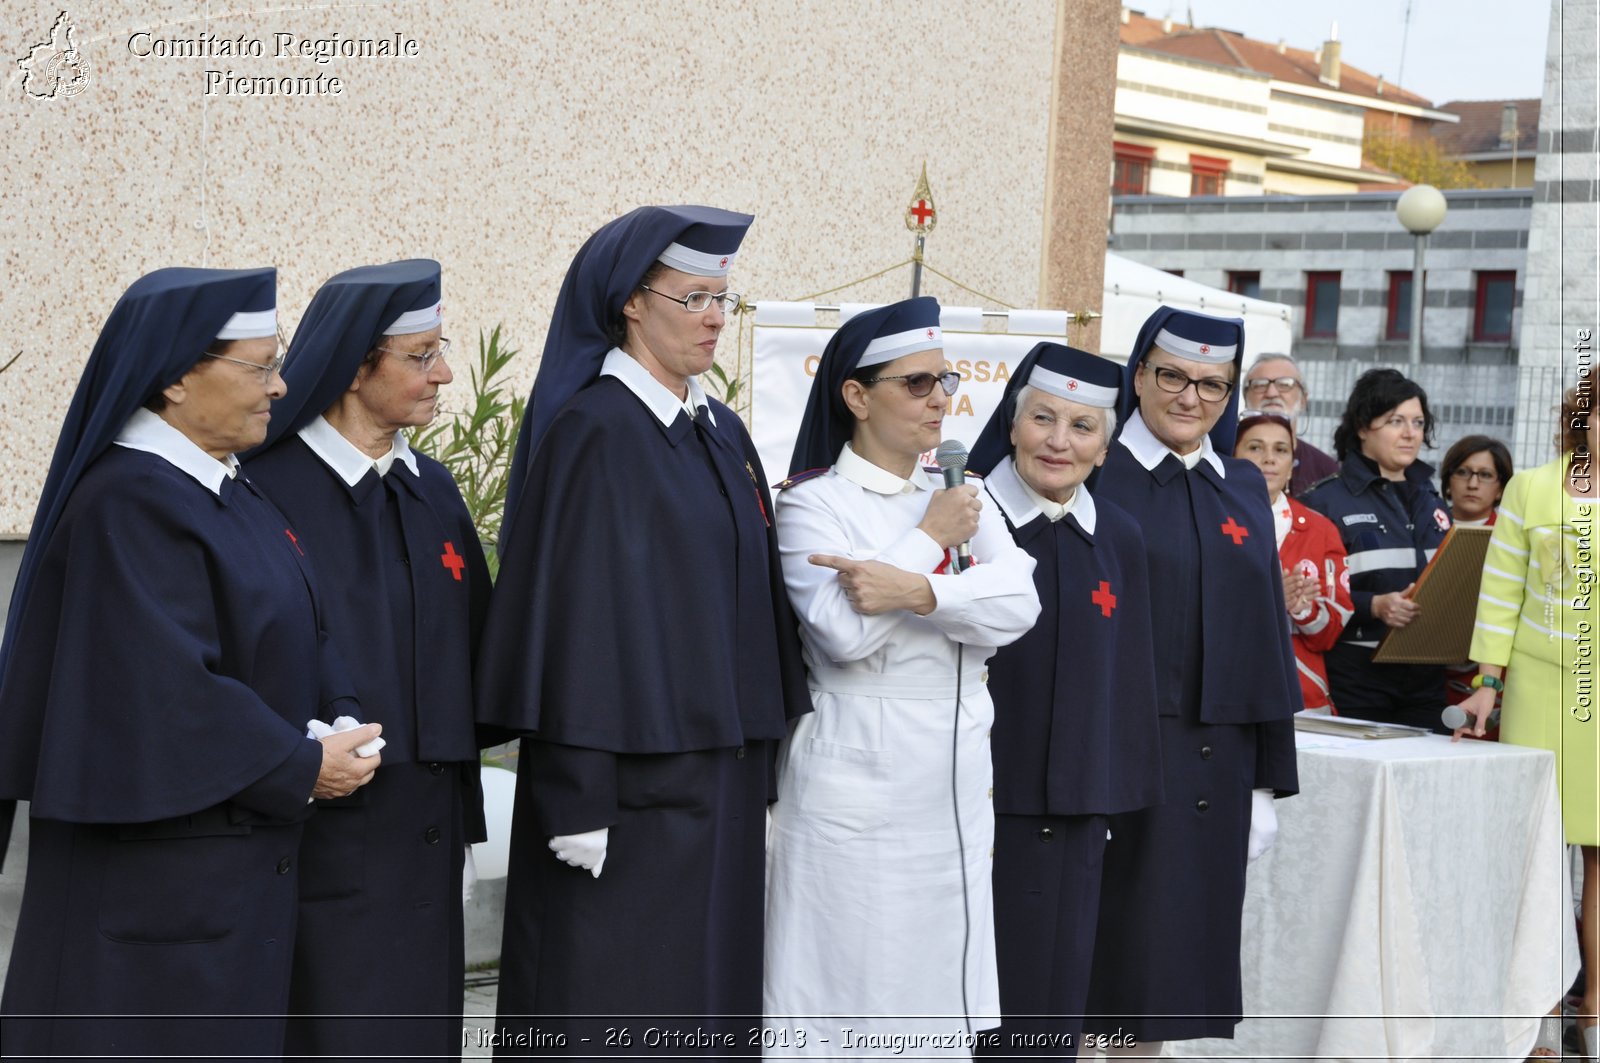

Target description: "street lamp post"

left=1395, top=185, right=1448, bottom=366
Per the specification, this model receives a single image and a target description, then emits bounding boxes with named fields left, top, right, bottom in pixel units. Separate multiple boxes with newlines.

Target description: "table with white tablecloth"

left=1174, top=728, right=1580, bottom=1062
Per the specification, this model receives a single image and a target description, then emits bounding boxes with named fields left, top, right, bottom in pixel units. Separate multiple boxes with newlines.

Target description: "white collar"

left=601, top=348, right=715, bottom=428
left=113, top=407, right=239, bottom=496
left=985, top=456, right=1098, bottom=534
left=1119, top=409, right=1225, bottom=477
left=298, top=415, right=419, bottom=486
left=1272, top=490, right=1293, bottom=547
left=835, top=441, right=935, bottom=496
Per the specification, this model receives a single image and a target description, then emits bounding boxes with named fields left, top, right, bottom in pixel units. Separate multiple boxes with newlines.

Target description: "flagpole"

left=904, top=162, right=936, bottom=299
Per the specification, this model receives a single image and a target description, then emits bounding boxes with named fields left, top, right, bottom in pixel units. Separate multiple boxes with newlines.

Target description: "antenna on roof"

left=1396, top=0, right=1413, bottom=98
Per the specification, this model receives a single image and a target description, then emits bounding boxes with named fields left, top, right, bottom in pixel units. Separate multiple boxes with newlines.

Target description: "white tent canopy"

left=1099, top=252, right=1294, bottom=367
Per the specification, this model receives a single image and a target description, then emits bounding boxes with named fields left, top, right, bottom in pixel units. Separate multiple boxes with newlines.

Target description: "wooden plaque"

left=1372, top=524, right=1494, bottom=664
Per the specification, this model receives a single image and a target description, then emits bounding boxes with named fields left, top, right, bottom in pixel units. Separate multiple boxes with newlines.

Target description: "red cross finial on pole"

left=904, top=161, right=938, bottom=236
left=1091, top=581, right=1117, bottom=617
left=440, top=540, right=466, bottom=581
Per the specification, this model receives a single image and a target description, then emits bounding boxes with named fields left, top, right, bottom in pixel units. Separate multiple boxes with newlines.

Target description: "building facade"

left=1114, top=9, right=1457, bottom=199
left=1112, top=189, right=1530, bottom=365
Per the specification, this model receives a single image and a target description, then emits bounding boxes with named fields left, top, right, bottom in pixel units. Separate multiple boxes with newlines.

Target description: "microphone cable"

left=951, top=637, right=974, bottom=1042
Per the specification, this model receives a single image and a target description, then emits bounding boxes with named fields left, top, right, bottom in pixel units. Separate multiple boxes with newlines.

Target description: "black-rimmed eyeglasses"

left=639, top=284, right=743, bottom=315
left=866, top=371, right=961, bottom=398
left=1146, top=363, right=1233, bottom=403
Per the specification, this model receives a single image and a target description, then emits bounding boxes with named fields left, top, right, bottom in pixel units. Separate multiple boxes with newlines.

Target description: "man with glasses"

left=1242, top=353, right=1337, bottom=496
left=243, top=260, right=492, bottom=1061
left=1083, top=308, right=1299, bottom=1058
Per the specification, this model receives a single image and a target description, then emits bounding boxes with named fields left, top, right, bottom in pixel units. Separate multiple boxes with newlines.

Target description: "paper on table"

left=1293, top=712, right=1430, bottom=741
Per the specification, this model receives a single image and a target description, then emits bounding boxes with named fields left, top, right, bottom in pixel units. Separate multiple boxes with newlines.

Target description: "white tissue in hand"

left=305, top=715, right=385, bottom=758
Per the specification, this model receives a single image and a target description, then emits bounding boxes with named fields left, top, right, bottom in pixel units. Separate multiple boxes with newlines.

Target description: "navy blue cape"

left=477, top=378, right=807, bottom=751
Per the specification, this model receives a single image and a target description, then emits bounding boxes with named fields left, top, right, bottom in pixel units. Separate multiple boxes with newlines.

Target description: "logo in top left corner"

left=18, top=11, right=91, bottom=100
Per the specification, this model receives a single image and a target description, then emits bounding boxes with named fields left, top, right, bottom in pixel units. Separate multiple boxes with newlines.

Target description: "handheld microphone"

left=1441, top=704, right=1500, bottom=731
left=935, top=440, right=972, bottom=572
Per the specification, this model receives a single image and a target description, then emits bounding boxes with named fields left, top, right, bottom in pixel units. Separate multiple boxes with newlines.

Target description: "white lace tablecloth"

left=1175, top=729, right=1580, bottom=1062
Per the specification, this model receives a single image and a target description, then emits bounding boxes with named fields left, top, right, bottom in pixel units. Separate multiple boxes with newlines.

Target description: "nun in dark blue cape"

left=241, top=259, right=491, bottom=1061
left=476, top=206, right=809, bottom=1052
left=967, top=343, right=1163, bottom=1056
left=1080, top=308, right=1301, bottom=1047
left=0, top=268, right=369, bottom=1060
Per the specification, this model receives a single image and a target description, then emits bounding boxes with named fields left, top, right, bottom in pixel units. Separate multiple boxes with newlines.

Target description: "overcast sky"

left=1150, top=0, right=1553, bottom=105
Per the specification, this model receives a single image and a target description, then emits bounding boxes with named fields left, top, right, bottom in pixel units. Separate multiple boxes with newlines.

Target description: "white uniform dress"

left=764, top=443, right=1041, bottom=1055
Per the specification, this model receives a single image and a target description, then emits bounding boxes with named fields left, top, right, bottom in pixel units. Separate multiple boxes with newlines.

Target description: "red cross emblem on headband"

left=440, top=540, right=466, bottom=581
left=1066, top=378, right=1079, bottom=391
left=719, top=257, right=728, bottom=267
left=1199, top=344, right=1211, bottom=354
left=926, top=328, right=935, bottom=339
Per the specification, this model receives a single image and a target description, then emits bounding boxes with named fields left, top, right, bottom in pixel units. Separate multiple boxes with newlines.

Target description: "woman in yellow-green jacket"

left=1460, top=377, right=1597, bottom=1060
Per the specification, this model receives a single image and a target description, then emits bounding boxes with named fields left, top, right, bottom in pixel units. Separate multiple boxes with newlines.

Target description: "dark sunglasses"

left=865, top=371, right=961, bottom=398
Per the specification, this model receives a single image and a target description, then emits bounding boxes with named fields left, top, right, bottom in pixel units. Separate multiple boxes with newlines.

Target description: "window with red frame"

left=1305, top=272, right=1341, bottom=338
left=1113, top=142, right=1155, bottom=196
left=1474, top=271, right=1516, bottom=341
left=1228, top=271, right=1260, bottom=299
left=1386, top=271, right=1413, bottom=340
left=1190, top=154, right=1229, bottom=197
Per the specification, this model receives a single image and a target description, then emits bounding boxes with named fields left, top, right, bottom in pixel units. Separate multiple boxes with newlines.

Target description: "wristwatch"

left=1470, top=674, right=1505, bottom=692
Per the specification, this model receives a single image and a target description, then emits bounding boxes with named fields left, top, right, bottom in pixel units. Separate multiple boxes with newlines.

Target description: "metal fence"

left=1298, top=362, right=1571, bottom=477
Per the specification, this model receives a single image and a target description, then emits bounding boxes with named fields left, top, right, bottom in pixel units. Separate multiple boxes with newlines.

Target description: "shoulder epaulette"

left=776, top=467, right=829, bottom=491
left=1302, top=472, right=1342, bottom=496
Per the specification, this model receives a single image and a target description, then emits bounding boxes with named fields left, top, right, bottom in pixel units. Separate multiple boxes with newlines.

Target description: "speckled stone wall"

left=0, top=1, right=1115, bottom=536
left=1040, top=0, right=1119, bottom=352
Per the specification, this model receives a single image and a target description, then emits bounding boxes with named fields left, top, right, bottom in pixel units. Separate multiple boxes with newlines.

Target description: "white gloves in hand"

left=1247, top=788, right=1278, bottom=862
left=463, top=846, right=478, bottom=905
left=549, top=828, right=608, bottom=878
left=305, top=715, right=386, bottom=758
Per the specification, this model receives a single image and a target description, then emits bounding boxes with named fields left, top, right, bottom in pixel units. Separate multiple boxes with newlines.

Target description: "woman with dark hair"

left=1303, top=368, right=1452, bottom=730
left=1435, top=435, right=1515, bottom=719
left=1458, top=378, right=1597, bottom=1059
left=477, top=206, right=810, bottom=1051
left=1439, top=434, right=1513, bottom=526
left=763, top=297, right=1040, bottom=1045
left=0, top=268, right=379, bottom=1058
